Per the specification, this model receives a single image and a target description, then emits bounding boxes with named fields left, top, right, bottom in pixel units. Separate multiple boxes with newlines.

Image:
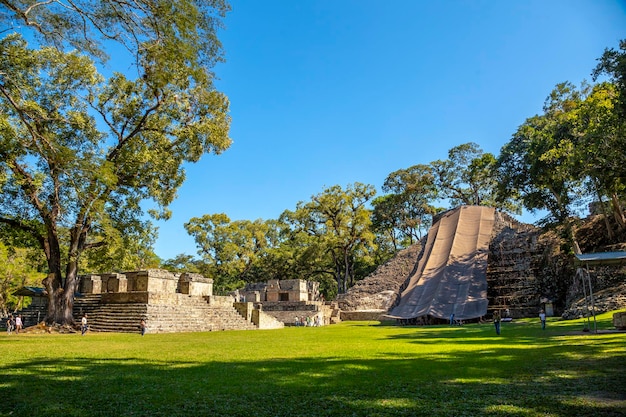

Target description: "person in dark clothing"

left=493, top=311, right=501, bottom=335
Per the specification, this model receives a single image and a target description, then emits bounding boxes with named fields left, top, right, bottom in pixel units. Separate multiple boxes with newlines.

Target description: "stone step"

left=79, top=295, right=258, bottom=333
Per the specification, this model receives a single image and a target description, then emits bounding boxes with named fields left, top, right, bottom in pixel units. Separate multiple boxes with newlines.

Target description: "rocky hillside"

left=336, top=243, right=422, bottom=312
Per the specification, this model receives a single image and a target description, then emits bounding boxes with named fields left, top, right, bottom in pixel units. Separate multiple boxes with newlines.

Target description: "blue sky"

left=152, top=0, right=626, bottom=260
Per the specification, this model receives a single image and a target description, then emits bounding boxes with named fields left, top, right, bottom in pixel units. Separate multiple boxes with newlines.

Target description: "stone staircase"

left=86, top=303, right=148, bottom=333
left=487, top=215, right=543, bottom=318
left=144, top=296, right=257, bottom=333
left=327, top=301, right=342, bottom=324
left=74, top=294, right=104, bottom=319
left=72, top=293, right=257, bottom=334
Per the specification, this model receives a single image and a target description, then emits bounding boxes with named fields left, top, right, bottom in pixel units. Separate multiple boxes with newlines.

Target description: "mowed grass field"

left=1, top=312, right=624, bottom=417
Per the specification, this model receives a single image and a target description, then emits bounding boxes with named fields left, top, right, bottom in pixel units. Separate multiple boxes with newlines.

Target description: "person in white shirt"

left=15, top=315, right=22, bottom=334
left=539, top=310, right=546, bottom=330
left=81, top=314, right=88, bottom=335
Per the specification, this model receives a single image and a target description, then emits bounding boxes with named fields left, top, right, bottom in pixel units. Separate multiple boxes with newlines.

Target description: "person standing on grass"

left=140, top=318, right=146, bottom=336
left=493, top=311, right=501, bottom=335
left=6, top=315, right=14, bottom=334
left=539, top=309, right=546, bottom=330
left=81, top=314, right=88, bottom=335
left=15, top=315, right=22, bottom=334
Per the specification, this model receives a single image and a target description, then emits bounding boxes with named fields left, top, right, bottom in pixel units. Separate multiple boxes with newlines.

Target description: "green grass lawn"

left=1, top=311, right=624, bottom=417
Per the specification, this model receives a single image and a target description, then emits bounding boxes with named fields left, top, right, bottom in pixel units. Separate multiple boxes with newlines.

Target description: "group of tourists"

left=5, top=314, right=23, bottom=334
left=294, top=315, right=322, bottom=327
left=4, top=312, right=148, bottom=336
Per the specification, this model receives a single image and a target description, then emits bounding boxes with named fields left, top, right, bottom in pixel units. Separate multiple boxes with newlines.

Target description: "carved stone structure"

left=239, top=279, right=320, bottom=303
left=237, top=279, right=338, bottom=326
left=339, top=207, right=560, bottom=322
left=73, top=269, right=282, bottom=333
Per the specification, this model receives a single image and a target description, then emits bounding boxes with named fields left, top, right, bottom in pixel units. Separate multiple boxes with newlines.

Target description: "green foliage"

left=0, top=1, right=230, bottom=70
left=281, top=183, right=377, bottom=294
left=431, top=142, right=508, bottom=209
left=1, top=312, right=624, bottom=417
left=0, top=242, right=46, bottom=316
left=80, top=220, right=161, bottom=272
left=184, top=214, right=277, bottom=293
left=0, top=1, right=232, bottom=323
left=375, top=164, right=437, bottom=247
left=497, top=83, right=590, bottom=250
left=497, top=77, right=626, bottom=250
left=593, top=39, right=626, bottom=118
left=160, top=254, right=203, bottom=273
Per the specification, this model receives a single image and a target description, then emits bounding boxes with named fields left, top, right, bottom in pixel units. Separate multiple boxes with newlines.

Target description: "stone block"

left=101, top=291, right=149, bottom=304
left=80, top=275, right=102, bottom=294
left=106, top=274, right=128, bottom=293
left=613, top=311, right=626, bottom=330
left=126, top=269, right=178, bottom=293
left=288, top=290, right=307, bottom=302
left=179, top=273, right=213, bottom=296
left=266, top=291, right=280, bottom=302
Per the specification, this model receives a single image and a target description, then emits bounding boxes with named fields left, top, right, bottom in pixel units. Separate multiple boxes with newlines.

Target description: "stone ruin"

left=236, top=279, right=340, bottom=326
left=75, top=273, right=338, bottom=332
left=339, top=208, right=626, bottom=323
left=9, top=208, right=625, bottom=332
left=73, top=269, right=277, bottom=333
left=7, top=271, right=341, bottom=333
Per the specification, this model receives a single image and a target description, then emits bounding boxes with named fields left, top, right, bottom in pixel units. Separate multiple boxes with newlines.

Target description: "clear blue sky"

left=153, top=0, right=626, bottom=261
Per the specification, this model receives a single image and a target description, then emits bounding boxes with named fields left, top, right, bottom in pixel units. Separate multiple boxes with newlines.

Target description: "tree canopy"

left=0, top=1, right=232, bottom=324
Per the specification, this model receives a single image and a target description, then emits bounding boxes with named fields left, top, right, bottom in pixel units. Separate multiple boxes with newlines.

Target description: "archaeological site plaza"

left=8, top=206, right=626, bottom=332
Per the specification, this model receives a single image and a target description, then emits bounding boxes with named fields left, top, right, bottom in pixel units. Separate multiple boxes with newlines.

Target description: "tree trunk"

left=593, top=182, right=614, bottom=240
left=611, top=193, right=626, bottom=231
left=61, top=267, right=80, bottom=325
left=42, top=225, right=80, bottom=325
left=344, top=251, right=349, bottom=291
left=565, top=218, right=582, bottom=255
left=43, top=272, right=63, bottom=324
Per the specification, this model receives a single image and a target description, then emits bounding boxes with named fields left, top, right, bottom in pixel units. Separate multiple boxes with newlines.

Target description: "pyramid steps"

left=71, top=293, right=257, bottom=334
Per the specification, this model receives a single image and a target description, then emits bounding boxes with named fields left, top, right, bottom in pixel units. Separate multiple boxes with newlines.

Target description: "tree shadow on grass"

left=0, top=335, right=624, bottom=417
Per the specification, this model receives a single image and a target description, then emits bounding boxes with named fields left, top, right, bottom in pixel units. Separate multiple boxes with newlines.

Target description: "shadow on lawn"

left=0, top=334, right=624, bottom=417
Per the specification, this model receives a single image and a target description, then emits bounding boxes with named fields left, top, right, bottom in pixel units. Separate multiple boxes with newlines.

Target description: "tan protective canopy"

left=387, top=205, right=495, bottom=321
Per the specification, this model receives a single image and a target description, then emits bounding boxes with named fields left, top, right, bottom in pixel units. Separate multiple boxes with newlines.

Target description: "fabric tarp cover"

left=388, top=205, right=495, bottom=321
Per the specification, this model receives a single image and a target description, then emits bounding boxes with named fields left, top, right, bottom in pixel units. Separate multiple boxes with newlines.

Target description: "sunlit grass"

left=0, top=311, right=624, bottom=416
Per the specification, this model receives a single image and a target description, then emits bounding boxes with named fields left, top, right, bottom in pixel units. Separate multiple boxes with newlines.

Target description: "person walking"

left=81, top=314, right=88, bottom=335
left=493, top=311, right=501, bottom=335
left=539, top=309, right=546, bottom=330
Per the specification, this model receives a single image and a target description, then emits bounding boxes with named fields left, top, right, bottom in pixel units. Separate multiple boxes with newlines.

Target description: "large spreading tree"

left=497, top=82, right=587, bottom=253
left=0, top=1, right=231, bottom=325
left=281, top=183, right=377, bottom=294
left=185, top=214, right=280, bottom=293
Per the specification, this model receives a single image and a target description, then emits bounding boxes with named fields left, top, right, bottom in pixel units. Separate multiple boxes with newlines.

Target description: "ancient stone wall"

left=338, top=210, right=571, bottom=320
left=179, top=272, right=213, bottom=296
left=337, top=244, right=422, bottom=312
left=241, top=279, right=320, bottom=303
left=486, top=212, right=545, bottom=318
